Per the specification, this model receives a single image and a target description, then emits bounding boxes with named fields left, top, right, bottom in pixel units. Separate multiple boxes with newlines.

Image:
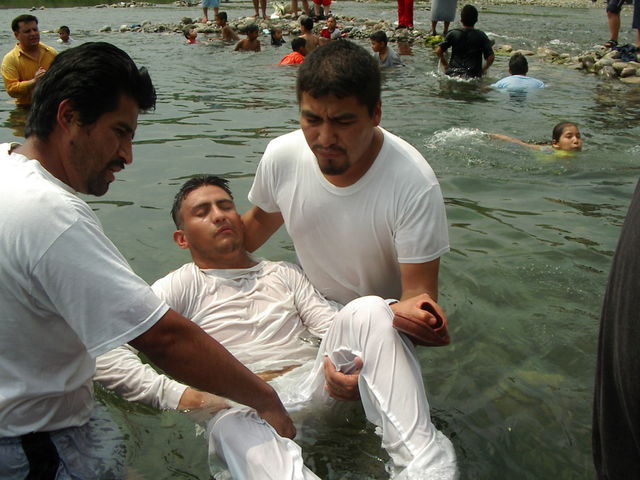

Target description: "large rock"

left=619, top=75, right=640, bottom=84
left=621, top=67, right=637, bottom=77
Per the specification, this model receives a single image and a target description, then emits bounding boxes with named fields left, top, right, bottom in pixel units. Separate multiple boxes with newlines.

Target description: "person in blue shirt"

left=491, top=52, right=545, bottom=90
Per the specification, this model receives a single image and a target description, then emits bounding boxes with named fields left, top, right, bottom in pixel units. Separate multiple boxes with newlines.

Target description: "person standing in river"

left=435, top=4, right=494, bottom=79
left=2, top=14, right=57, bottom=106
left=0, top=42, right=293, bottom=478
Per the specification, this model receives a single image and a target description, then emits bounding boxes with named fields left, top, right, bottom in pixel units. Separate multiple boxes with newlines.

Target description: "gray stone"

left=99, top=25, right=111, bottom=32
left=621, top=67, right=637, bottom=77
left=619, top=75, right=640, bottom=84
left=612, top=62, right=628, bottom=73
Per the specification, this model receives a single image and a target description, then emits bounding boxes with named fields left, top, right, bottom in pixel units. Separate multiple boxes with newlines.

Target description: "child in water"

left=271, top=27, right=286, bottom=45
left=491, top=122, right=583, bottom=154
left=184, top=26, right=198, bottom=44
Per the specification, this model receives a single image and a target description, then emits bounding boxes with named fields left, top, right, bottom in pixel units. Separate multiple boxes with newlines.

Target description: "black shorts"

left=606, top=0, right=626, bottom=15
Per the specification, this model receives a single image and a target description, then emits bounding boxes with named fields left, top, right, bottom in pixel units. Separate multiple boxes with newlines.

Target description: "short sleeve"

left=248, top=142, right=282, bottom=213
left=32, top=218, right=169, bottom=358
left=395, top=184, right=450, bottom=263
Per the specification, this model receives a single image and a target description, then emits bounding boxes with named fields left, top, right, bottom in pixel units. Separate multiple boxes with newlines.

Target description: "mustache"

left=311, top=144, right=346, bottom=154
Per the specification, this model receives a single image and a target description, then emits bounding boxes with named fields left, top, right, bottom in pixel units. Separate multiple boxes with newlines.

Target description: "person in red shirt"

left=279, top=37, right=307, bottom=65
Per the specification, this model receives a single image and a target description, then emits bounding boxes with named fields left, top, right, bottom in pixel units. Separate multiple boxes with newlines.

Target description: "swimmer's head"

left=300, top=15, right=314, bottom=32
left=244, top=23, right=259, bottom=39
left=271, top=26, right=283, bottom=42
left=184, top=26, right=197, bottom=40
left=551, top=122, right=582, bottom=152
left=370, top=30, right=388, bottom=52
left=460, top=5, right=478, bottom=27
left=291, top=37, right=306, bottom=55
left=58, top=25, right=70, bottom=42
left=508, top=53, right=528, bottom=75
left=215, top=12, right=228, bottom=25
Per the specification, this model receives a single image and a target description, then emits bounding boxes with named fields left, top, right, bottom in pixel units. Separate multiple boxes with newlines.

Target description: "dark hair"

left=297, top=40, right=380, bottom=116
left=244, top=23, right=259, bottom=34
left=25, top=42, right=156, bottom=140
left=12, top=14, right=37, bottom=32
left=183, top=25, right=195, bottom=38
left=216, top=11, right=228, bottom=21
left=300, top=16, right=313, bottom=31
left=171, top=175, right=233, bottom=228
left=552, top=122, right=577, bottom=142
left=291, top=37, right=306, bottom=52
left=58, top=25, right=70, bottom=35
left=460, top=4, right=478, bottom=27
left=509, top=53, right=528, bottom=75
left=369, top=30, right=388, bottom=44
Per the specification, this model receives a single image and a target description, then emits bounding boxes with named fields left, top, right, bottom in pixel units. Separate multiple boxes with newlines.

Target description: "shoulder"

left=379, top=129, right=439, bottom=185
left=2, top=45, right=19, bottom=64
left=40, top=43, right=58, bottom=55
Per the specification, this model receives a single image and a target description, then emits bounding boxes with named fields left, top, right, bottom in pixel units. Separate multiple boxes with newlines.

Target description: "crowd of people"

left=0, top=3, right=637, bottom=480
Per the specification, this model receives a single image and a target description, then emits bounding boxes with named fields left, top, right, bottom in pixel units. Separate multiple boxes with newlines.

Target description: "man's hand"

left=390, top=293, right=450, bottom=347
left=255, top=401, right=297, bottom=439
left=323, top=356, right=363, bottom=401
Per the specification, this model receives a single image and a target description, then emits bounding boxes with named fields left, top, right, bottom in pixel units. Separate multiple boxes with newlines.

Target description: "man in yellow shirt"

left=2, top=15, right=57, bottom=106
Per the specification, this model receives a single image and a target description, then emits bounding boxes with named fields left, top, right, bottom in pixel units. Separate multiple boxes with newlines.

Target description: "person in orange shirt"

left=279, top=37, right=307, bottom=65
left=2, top=15, right=57, bottom=106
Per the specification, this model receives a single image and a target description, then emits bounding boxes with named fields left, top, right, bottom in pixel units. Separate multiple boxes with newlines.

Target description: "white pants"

left=207, top=296, right=458, bottom=480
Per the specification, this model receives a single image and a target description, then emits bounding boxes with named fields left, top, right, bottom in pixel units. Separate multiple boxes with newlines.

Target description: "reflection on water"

left=4, top=106, right=28, bottom=138
left=0, top=2, right=637, bottom=479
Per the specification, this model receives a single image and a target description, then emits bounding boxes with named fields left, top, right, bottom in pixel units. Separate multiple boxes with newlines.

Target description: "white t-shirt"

left=0, top=143, right=168, bottom=436
left=94, top=259, right=338, bottom=409
left=248, top=128, right=449, bottom=305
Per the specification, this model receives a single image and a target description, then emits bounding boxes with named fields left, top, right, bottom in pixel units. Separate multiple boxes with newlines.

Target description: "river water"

left=1, top=2, right=639, bottom=478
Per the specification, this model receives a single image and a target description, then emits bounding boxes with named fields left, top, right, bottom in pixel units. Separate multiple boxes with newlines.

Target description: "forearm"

left=241, top=206, right=283, bottom=252
left=4, top=77, right=35, bottom=99
left=130, top=311, right=282, bottom=413
left=95, top=344, right=187, bottom=410
left=399, top=259, right=440, bottom=302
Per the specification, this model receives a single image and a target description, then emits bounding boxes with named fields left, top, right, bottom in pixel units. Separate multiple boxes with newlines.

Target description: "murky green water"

left=2, top=2, right=639, bottom=478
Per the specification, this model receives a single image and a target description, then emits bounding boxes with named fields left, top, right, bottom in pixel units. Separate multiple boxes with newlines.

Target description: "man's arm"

left=483, top=53, right=495, bottom=74
left=399, top=258, right=440, bottom=301
left=130, top=308, right=295, bottom=438
left=1, top=57, right=43, bottom=100
left=241, top=205, right=284, bottom=252
left=95, top=344, right=230, bottom=412
left=435, top=46, right=448, bottom=71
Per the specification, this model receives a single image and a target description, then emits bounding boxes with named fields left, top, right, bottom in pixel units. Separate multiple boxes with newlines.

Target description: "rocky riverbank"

left=38, top=0, right=640, bottom=83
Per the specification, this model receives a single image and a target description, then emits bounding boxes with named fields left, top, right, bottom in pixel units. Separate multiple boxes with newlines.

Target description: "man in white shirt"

left=0, top=42, right=293, bottom=479
left=242, top=40, right=450, bottom=401
left=95, top=175, right=458, bottom=480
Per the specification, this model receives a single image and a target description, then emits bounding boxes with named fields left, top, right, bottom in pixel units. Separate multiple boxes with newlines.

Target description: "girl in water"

left=491, top=122, right=583, bottom=153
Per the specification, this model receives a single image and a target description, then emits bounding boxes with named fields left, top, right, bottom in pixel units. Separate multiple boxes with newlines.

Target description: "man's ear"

left=551, top=140, right=559, bottom=150
left=173, top=229, right=189, bottom=249
left=56, top=98, right=78, bottom=134
left=372, top=100, right=382, bottom=127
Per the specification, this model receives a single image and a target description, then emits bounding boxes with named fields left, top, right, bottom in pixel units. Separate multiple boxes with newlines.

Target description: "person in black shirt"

left=435, top=4, right=494, bottom=79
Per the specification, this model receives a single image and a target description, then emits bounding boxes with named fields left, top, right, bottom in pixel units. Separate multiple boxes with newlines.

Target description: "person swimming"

left=490, top=122, right=583, bottom=153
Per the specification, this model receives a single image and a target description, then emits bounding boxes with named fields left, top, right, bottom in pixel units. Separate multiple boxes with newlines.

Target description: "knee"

left=340, top=296, right=396, bottom=335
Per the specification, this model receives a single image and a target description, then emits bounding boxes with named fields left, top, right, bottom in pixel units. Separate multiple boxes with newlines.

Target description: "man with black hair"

left=370, top=30, right=405, bottom=67
left=435, top=4, right=494, bottom=79
left=2, top=14, right=57, bottom=106
left=0, top=42, right=293, bottom=478
left=491, top=52, right=545, bottom=91
left=243, top=40, right=451, bottom=417
left=299, top=15, right=320, bottom=53
left=96, top=175, right=457, bottom=479
left=280, top=37, right=307, bottom=64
